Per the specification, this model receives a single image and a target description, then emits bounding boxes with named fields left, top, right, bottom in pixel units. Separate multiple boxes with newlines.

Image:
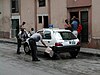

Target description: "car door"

left=37, top=30, right=52, bottom=47
left=42, top=30, right=52, bottom=46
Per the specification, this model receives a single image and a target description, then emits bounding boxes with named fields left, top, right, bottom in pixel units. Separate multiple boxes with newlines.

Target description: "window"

left=38, top=16, right=42, bottom=23
left=38, top=0, right=46, bottom=7
left=43, top=31, right=51, bottom=39
left=11, top=0, right=19, bottom=13
left=59, top=32, right=77, bottom=40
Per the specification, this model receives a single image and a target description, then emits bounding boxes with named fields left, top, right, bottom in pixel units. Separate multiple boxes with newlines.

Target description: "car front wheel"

left=24, top=43, right=31, bottom=55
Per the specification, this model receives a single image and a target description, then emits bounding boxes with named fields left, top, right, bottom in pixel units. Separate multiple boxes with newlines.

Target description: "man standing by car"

left=16, top=21, right=29, bottom=54
left=28, top=32, right=47, bottom=61
left=17, top=28, right=28, bottom=54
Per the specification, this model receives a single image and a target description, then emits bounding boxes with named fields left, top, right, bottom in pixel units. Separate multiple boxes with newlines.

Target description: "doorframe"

left=11, top=16, right=20, bottom=38
left=69, top=10, right=89, bottom=43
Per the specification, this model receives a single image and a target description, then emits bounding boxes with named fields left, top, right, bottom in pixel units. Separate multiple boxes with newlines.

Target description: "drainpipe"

left=34, top=0, right=37, bottom=32
left=48, top=0, right=51, bottom=24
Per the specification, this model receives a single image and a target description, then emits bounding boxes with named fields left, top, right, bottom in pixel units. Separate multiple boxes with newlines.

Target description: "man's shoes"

left=32, top=59, right=40, bottom=61
left=17, top=52, right=21, bottom=54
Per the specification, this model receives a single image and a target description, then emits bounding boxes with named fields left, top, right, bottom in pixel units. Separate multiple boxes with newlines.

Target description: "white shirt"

left=30, top=33, right=42, bottom=42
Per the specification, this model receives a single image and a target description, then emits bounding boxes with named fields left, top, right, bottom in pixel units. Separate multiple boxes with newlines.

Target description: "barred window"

left=11, top=0, right=19, bottom=13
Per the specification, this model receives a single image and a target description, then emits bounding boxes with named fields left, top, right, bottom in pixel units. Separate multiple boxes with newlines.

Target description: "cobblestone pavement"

left=0, top=38, right=100, bottom=56
left=0, top=43, right=100, bottom=75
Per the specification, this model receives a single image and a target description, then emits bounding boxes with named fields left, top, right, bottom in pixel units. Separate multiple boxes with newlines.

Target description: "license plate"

left=69, top=41, right=75, bottom=44
left=72, top=41, right=75, bottom=44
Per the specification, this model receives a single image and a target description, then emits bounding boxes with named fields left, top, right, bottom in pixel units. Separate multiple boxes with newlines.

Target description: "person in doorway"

left=71, top=16, right=79, bottom=37
left=28, top=32, right=47, bottom=61
left=64, top=19, right=72, bottom=30
left=77, top=23, right=82, bottom=40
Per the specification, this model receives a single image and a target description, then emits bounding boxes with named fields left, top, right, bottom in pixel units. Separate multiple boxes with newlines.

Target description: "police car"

left=24, top=28, right=80, bottom=58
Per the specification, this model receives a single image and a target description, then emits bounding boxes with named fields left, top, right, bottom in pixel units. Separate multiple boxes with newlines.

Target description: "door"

left=81, top=11, right=88, bottom=42
left=11, top=19, right=19, bottom=38
left=43, top=16, right=48, bottom=28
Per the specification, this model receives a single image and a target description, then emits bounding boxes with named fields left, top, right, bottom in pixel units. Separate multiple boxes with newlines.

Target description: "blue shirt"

left=71, top=20, right=78, bottom=30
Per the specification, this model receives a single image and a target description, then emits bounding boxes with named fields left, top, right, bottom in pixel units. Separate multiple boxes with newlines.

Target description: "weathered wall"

left=0, top=0, right=10, bottom=38
left=50, top=0, right=67, bottom=28
left=20, top=0, right=35, bottom=31
left=92, top=0, right=100, bottom=38
left=67, top=0, right=91, bottom=8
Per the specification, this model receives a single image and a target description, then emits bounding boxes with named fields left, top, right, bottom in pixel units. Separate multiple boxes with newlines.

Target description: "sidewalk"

left=0, top=38, right=17, bottom=44
left=0, top=38, right=100, bottom=56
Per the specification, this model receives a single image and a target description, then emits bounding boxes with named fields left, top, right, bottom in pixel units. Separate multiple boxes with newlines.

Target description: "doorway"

left=11, top=19, right=19, bottom=38
left=81, top=11, right=88, bottom=42
left=43, top=16, right=48, bottom=28
left=70, top=11, right=88, bottom=42
left=70, top=12, right=79, bottom=23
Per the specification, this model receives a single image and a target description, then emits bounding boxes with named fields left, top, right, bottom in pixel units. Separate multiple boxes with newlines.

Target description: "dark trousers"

left=17, top=38, right=22, bottom=53
left=29, top=39, right=38, bottom=60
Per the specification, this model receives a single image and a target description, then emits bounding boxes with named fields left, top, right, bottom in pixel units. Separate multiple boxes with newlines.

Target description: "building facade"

left=0, top=0, right=67, bottom=38
left=0, top=0, right=100, bottom=49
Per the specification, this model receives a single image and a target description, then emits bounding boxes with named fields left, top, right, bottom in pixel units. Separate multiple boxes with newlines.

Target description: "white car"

left=24, top=28, right=81, bottom=58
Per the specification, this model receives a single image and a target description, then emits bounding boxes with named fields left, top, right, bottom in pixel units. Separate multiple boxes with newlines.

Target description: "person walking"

left=28, top=32, right=47, bottom=61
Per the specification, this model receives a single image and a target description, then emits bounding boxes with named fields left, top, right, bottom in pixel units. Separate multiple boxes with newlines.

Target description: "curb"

left=79, top=51, right=100, bottom=57
left=0, top=40, right=17, bottom=44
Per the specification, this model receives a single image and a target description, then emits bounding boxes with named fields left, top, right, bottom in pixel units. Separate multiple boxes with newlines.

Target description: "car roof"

left=38, top=28, right=71, bottom=32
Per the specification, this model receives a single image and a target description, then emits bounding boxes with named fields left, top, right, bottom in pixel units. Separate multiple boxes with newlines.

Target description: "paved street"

left=0, top=43, right=100, bottom=75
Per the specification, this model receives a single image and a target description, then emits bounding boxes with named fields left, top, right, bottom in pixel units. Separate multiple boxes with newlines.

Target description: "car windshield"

left=58, top=31, right=77, bottom=40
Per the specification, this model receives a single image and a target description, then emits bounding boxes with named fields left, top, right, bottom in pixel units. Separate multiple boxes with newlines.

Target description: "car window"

left=58, top=32, right=77, bottom=40
left=54, top=32, right=62, bottom=40
left=37, top=31, right=44, bottom=38
left=43, top=31, right=51, bottom=39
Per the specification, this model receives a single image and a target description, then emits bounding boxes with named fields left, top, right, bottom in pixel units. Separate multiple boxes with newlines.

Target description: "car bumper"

left=53, top=45, right=80, bottom=53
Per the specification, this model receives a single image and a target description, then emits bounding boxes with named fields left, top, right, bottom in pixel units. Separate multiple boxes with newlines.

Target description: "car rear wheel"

left=24, top=43, right=31, bottom=55
left=69, top=49, right=80, bottom=58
